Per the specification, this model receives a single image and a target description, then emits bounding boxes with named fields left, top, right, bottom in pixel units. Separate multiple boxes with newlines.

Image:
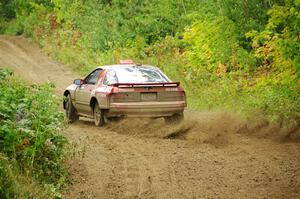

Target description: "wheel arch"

left=90, top=97, right=98, bottom=111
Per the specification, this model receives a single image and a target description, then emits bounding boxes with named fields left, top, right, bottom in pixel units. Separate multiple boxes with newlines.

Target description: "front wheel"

left=65, top=94, right=79, bottom=123
left=94, top=102, right=105, bottom=127
left=164, top=113, right=184, bottom=124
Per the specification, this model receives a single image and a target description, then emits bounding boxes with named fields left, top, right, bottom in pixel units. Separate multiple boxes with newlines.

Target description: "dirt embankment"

left=1, top=35, right=299, bottom=199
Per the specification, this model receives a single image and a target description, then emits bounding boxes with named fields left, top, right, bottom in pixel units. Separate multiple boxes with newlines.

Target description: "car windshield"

left=104, top=66, right=170, bottom=85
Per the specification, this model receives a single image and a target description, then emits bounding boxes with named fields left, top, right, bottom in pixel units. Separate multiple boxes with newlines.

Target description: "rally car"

left=63, top=60, right=186, bottom=126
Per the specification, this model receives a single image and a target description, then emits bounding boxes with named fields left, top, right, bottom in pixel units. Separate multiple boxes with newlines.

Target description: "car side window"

left=84, top=69, right=102, bottom=85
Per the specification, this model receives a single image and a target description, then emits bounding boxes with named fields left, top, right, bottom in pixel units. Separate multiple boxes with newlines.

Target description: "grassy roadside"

left=0, top=68, right=67, bottom=198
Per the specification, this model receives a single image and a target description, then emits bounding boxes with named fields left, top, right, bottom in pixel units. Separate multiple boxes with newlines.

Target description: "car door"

left=75, top=69, right=102, bottom=116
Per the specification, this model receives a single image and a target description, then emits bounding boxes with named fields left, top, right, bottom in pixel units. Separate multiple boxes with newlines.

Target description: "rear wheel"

left=65, top=94, right=78, bottom=123
left=164, top=113, right=184, bottom=124
left=94, top=102, right=105, bottom=126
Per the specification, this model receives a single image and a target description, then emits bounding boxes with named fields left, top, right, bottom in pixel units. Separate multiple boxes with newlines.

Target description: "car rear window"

left=104, top=67, right=170, bottom=85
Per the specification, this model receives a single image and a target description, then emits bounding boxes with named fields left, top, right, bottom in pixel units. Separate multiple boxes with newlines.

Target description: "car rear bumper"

left=107, top=101, right=186, bottom=117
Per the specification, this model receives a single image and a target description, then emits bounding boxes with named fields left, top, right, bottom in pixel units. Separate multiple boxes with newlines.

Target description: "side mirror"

left=73, top=79, right=83, bottom=86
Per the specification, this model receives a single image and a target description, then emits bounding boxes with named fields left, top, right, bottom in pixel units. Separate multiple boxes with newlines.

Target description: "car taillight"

left=111, top=87, right=119, bottom=93
left=112, top=87, right=135, bottom=93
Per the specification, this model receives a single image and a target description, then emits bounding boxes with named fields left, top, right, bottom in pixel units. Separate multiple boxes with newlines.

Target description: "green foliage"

left=183, top=16, right=256, bottom=72
left=0, top=0, right=16, bottom=20
left=0, top=68, right=66, bottom=198
left=0, top=68, right=12, bottom=80
left=0, top=155, right=16, bottom=198
left=247, top=1, right=300, bottom=78
left=1, top=0, right=299, bottom=125
left=2, top=0, right=53, bottom=36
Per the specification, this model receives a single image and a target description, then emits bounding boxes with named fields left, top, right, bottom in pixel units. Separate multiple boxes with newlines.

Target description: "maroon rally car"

left=63, top=61, right=187, bottom=126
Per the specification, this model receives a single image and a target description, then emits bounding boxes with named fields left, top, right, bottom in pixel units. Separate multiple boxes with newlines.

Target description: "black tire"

left=164, top=113, right=184, bottom=124
left=94, top=102, right=105, bottom=127
left=65, top=94, right=78, bottom=123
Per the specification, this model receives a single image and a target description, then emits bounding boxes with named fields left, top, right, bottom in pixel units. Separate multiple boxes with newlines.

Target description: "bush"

left=0, top=68, right=66, bottom=198
left=183, top=16, right=256, bottom=73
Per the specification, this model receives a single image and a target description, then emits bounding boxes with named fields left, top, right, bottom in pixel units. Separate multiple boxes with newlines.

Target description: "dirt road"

left=0, top=36, right=299, bottom=199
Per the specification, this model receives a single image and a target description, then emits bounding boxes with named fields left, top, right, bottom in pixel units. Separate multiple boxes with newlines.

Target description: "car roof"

left=95, top=64, right=160, bottom=70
